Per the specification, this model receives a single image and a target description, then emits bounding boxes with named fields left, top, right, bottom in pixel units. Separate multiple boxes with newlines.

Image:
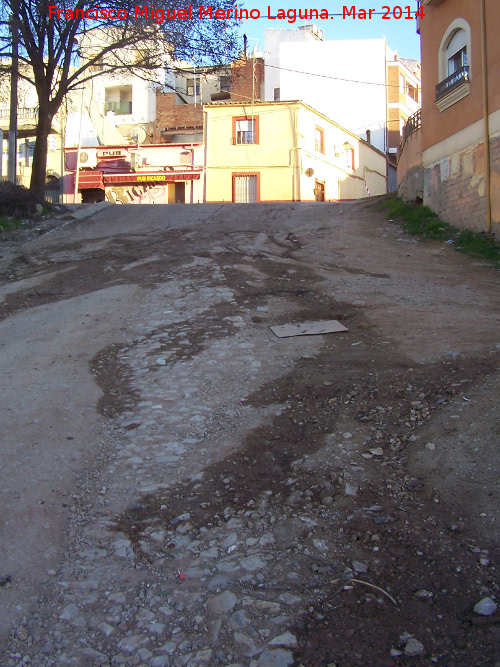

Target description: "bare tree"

left=0, top=61, right=34, bottom=106
left=0, top=0, right=240, bottom=199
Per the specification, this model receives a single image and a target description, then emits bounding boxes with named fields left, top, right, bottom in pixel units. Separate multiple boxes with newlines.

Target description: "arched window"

left=446, top=29, right=468, bottom=76
left=436, top=18, right=471, bottom=111
left=438, top=18, right=471, bottom=81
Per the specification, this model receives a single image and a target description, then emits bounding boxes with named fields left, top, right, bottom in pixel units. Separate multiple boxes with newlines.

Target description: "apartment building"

left=398, top=0, right=499, bottom=232
left=67, top=30, right=167, bottom=148
left=386, top=56, right=421, bottom=177
left=0, top=65, right=62, bottom=191
left=153, top=57, right=265, bottom=144
left=264, top=26, right=421, bottom=190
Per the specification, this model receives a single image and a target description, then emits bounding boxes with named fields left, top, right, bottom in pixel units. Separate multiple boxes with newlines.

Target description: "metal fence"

left=44, top=189, right=61, bottom=204
left=400, top=109, right=421, bottom=153
left=0, top=107, right=39, bottom=120
left=436, top=66, right=469, bottom=101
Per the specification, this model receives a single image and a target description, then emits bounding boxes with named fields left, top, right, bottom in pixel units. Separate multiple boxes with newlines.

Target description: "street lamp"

left=335, top=141, right=352, bottom=157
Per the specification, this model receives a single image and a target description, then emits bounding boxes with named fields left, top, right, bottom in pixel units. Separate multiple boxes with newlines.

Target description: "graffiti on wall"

left=105, top=182, right=168, bottom=204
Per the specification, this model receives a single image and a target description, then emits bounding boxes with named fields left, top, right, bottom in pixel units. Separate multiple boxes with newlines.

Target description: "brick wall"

left=423, top=133, right=500, bottom=231
left=387, top=64, right=400, bottom=104
left=388, top=107, right=403, bottom=151
left=231, top=58, right=264, bottom=103
left=153, top=93, right=203, bottom=142
left=154, top=58, right=265, bottom=141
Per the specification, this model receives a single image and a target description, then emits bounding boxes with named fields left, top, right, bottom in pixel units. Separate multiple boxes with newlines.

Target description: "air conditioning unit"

left=79, top=148, right=98, bottom=168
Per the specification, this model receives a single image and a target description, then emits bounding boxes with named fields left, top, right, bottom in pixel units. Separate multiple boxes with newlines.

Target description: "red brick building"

left=153, top=57, right=265, bottom=144
left=398, top=0, right=499, bottom=233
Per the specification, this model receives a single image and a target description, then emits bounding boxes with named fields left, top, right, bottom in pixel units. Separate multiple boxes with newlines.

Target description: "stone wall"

left=490, top=134, right=500, bottom=227
left=399, top=127, right=500, bottom=232
left=423, top=133, right=500, bottom=231
left=397, top=128, right=423, bottom=203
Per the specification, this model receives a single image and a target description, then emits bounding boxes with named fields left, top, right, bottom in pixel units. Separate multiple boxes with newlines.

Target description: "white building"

left=67, top=29, right=167, bottom=147
left=265, top=27, right=407, bottom=156
left=164, top=62, right=233, bottom=105
left=265, top=25, right=325, bottom=101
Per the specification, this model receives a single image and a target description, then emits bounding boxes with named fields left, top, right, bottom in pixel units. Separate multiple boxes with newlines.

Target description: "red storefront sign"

left=77, top=170, right=202, bottom=189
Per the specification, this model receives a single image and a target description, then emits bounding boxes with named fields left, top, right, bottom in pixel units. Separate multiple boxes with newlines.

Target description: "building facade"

left=265, top=29, right=388, bottom=153
left=264, top=27, right=421, bottom=191
left=386, top=56, right=421, bottom=189
left=204, top=101, right=387, bottom=203
left=0, top=65, right=63, bottom=192
left=69, top=99, right=387, bottom=205
left=65, top=143, right=204, bottom=204
left=153, top=57, right=265, bottom=144
left=67, top=30, right=167, bottom=148
left=399, top=0, right=499, bottom=232
left=65, top=52, right=265, bottom=203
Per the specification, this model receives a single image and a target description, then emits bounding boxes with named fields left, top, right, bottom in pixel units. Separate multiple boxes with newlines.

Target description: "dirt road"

left=0, top=200, right=499, bottom=666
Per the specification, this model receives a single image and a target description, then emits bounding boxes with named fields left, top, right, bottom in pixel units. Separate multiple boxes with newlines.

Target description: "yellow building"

left=204, top=101, right=387, bottom=203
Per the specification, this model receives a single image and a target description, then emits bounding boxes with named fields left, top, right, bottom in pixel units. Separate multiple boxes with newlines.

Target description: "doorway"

left=175, top=182, right=185, bottom=203
left=168, top=182, right=186, bottom=203
left=314, top=180, right=325, bottom=202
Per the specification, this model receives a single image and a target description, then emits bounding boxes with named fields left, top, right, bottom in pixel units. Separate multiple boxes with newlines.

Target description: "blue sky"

left=237, top=1, right=421, bottom=60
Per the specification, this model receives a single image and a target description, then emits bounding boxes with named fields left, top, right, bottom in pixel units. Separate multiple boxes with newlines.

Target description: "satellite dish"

left=305, top=167, right=314, bottom=177
left=130, top=126, right=147, bottom=144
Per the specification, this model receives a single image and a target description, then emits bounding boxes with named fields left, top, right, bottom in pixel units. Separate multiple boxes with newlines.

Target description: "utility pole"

left=73, top=87, right=85, bottom=202
left=7, top=9, right=19, bottom=184
left=480, top=0, right=491, bottom=234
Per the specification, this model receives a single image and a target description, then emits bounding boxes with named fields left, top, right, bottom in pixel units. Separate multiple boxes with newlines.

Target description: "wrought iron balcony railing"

left=399, top=108, right=421, bottom=155
left=435, top=66, right=469, bottom=101
left=0, top=107, right=38, bottom=120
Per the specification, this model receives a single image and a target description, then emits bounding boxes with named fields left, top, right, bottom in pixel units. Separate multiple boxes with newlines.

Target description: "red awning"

left=77, top=170, right=201, bottom=190
left=78, top=171, right=104, bottom=189
left=103, top=171, right=201, bottom=185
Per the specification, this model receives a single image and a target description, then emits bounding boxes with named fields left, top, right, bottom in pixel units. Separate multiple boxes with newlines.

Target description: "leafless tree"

left=0, top=0, right=240, bottom=199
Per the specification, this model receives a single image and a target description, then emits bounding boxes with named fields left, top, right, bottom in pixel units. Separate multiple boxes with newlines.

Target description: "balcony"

left=105, top=101, right=132, bottom=115
left=0, top=107, right=60, bottom=137
left=436, top=66, right=469, bottom=99
left=417, top=0, right=444, bottom=33
left=402, top=109, right=421, bottom=141
left=0, top=107, right=38, bottom=120
left=105, top=84, right=133, bottom=117
left=435, top=66, right=470, bottom=111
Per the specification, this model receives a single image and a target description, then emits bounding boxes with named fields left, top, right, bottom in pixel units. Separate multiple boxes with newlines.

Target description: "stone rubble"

left=2, top=202, right=500, bottom=665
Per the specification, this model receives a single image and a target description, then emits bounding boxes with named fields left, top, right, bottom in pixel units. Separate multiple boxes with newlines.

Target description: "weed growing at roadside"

left=380, top=195, right=500, bottom=265
left=0, top=217, right=26, bottom=232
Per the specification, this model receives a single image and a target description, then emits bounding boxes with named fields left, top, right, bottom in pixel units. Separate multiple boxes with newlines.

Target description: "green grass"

left=0, top=217, right=26, bottom=232
left=380, top=195, right=500, bottom=265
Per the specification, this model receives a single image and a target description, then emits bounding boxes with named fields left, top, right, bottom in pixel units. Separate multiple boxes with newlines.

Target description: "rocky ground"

left=0, top=199, right=499, bottom=667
